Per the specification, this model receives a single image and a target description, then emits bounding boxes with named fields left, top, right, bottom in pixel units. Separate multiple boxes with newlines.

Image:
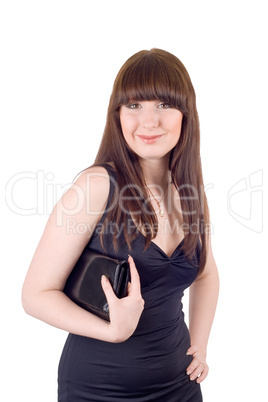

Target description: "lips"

left=136, top=134, right=164, bottom=144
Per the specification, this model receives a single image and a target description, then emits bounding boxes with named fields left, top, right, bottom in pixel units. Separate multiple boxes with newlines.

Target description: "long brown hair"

left=94, top=48, right=209, bottom=272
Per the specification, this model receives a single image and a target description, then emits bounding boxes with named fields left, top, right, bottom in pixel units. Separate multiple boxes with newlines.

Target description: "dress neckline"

left=149, top=237, right=185, bottom=259
left=132, top=218, right=185, bottom=259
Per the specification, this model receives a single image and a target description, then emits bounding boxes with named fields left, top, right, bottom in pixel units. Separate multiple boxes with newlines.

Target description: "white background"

left=1, top=1, right=267, bottom=400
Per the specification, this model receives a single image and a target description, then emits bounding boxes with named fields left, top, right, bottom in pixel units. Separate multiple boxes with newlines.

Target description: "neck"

left=139, top=156, right=170, bottom=188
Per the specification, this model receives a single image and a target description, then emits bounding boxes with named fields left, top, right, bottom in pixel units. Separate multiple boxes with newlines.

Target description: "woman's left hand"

left=186, top=345, right=209, bottom=383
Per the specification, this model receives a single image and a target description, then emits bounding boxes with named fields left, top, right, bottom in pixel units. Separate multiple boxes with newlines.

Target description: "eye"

left=158, top=102, right=172, bottom=109
left=126, top=103, right=142, bottom=109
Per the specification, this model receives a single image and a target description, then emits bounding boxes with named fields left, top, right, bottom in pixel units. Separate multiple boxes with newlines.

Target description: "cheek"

left=170, top=115, right=183, bottom=136
left=120, top=115, right=137, bottom=140
left=120, top=114, right=130, bottom=134
left=162, top=111, right=183, bottom=133
left=164, top=122, right=181, bottom=141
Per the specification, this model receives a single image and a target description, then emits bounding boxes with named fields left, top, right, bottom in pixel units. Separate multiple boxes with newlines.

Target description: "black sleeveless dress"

left=58, top=165, right=203, bottom=401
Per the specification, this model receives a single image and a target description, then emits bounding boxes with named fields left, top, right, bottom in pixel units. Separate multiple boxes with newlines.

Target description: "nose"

left=141, top=108, right=159, bottom=130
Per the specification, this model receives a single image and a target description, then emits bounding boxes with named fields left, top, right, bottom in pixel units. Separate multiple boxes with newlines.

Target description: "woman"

left=22, top=48, right=219, bottom=401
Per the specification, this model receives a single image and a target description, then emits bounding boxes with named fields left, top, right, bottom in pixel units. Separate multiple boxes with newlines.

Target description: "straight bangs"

left=112, top=50, right=189, bottom=115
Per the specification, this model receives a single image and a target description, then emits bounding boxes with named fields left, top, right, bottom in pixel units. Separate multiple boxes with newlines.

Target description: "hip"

left=58, top=321, right=193, bottom=389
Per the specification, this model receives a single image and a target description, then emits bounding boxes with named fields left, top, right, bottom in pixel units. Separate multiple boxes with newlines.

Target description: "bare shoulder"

left=25, top=165, right=113, bottom=291
left=57, top=165, right=111, bottom=220
left=75, top=165, right=111, bottom=190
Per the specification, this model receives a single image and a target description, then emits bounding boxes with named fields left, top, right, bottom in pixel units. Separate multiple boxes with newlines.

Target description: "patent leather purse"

left=64, top=248, right=130, bottom=321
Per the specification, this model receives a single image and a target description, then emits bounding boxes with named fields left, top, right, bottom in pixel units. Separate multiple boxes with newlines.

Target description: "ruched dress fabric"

left=58, top=165, right=203, bottom=402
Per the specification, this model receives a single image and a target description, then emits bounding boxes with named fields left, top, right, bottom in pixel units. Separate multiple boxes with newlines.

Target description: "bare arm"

left=22, top=166, right=144, bottom=343
left=186, top=235, right=220, bottom=383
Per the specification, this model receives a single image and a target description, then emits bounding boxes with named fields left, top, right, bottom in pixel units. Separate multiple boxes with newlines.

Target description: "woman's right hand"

left=101, top=255, right=145, bottom=343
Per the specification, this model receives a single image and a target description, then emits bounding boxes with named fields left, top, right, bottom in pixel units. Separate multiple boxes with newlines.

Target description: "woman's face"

left=119, top=100, right=183, bottom=162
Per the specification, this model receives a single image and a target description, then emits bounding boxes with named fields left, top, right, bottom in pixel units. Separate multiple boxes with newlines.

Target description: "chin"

left=138, top=153, right=169, bottom=161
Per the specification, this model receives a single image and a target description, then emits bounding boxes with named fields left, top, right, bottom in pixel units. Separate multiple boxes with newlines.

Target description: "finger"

left=186, top=351, right=200, bottom=375
left=192, top=364, right=208, bottom=383
left=189, top=363, right=205, bottom=381
left=101, top=275, right=117, bottom=303
left=186, top=358, right=199, bottom=376
left=186, top=345, right=198, bottom=356
left=127, top=282, right=131, bottom=293
left=196, top=365, right=209, bottom=384
left=128, top=255, right=141, bottom=294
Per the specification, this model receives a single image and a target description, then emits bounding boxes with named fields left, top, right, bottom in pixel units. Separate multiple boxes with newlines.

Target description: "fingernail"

left=101, top=275, right=107, bottom=284
left=186, top=371, right=190, bottom=375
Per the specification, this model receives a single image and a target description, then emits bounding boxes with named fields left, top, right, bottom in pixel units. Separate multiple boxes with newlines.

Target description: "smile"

left=136, top=134, right=164, bottom=144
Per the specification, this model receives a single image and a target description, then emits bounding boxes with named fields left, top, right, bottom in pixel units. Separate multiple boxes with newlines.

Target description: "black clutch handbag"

left=64, top=248, right=130, bottom=321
